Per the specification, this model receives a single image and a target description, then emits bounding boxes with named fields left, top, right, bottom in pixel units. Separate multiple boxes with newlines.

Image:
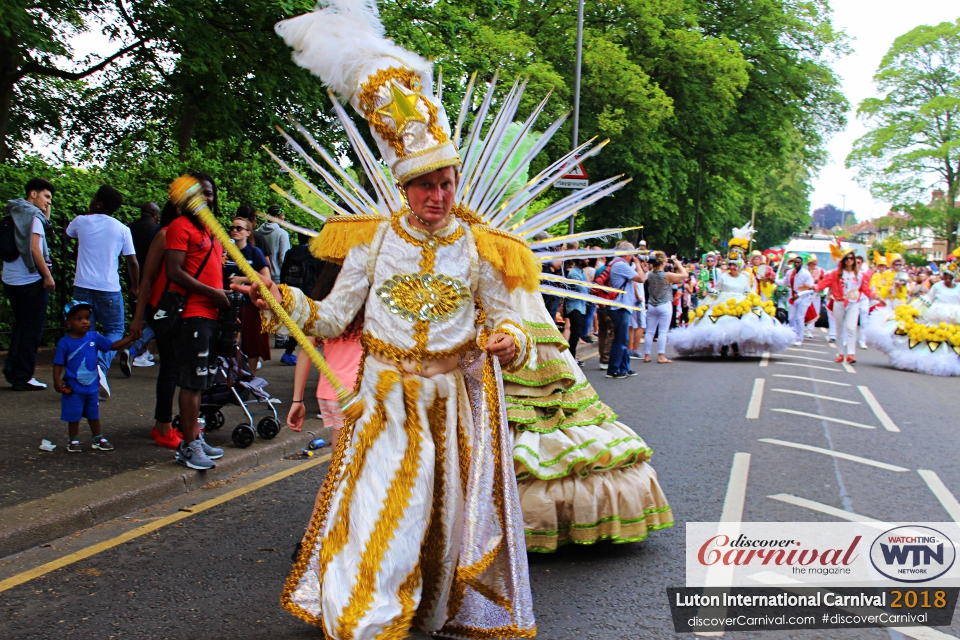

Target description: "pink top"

left=316, top=335, right=363, bottom=401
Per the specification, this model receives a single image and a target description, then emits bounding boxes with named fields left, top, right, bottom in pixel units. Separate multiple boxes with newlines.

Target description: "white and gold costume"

left=267, top=1, right=655, bottom=636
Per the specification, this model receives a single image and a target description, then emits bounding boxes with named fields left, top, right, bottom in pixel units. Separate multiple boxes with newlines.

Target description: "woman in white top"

left=815, top=249, right=872, bottom=363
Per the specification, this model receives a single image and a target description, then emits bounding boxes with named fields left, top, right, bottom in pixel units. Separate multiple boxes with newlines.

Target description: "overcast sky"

left=809, top=1, right=958, bottom=222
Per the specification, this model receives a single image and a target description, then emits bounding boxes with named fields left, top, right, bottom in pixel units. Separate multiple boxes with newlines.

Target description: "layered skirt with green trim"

left=506, top=292, right=673, bottom=552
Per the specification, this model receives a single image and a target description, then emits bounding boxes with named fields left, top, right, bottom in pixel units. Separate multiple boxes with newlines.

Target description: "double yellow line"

left=0, top=453, right=331, bottom=593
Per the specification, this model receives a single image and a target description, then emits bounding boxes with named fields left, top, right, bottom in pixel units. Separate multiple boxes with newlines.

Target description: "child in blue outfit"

left=53, top=301, right=135, bottom=453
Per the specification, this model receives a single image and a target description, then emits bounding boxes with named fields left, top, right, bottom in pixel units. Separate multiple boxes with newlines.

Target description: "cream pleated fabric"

left=505, top=290, right=674, bottom=552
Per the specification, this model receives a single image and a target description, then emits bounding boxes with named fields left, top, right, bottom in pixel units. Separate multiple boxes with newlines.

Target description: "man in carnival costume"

left=697, top=251, right=721, bottom=300
left=237, top=1, right=640, bottom=637
left=776, top=252, right=815, bottom=345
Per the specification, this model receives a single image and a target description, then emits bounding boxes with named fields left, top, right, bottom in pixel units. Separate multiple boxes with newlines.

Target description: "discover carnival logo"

left=697, top=533, right=861, bottom=570
left=869, top=526, right=956, bottom=583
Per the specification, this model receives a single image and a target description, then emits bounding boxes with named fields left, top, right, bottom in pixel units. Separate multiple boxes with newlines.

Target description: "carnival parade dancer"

left=776, top=252, right=815, bottom=345
left=236, top=1, right=658, bottom=636
left=814, top=242, right=872, bottom=364
left=670, top=225, right=795, bottom=357
left=747, top=251, right=775, bottom=301
left=865, top=250, right=960, bottom=376
left=805, top=256, right=825, bottom=339
left=504, top=284, right=673, bottom=552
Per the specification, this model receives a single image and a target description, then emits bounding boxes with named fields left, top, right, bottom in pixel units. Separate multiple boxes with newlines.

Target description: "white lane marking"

left=759, top=351, right=769, bottom=367
left=748, top=572, right=958, bottom=640
left=820, top=326, right=828, bottom=334
left=758, top=438, right=908, bottom=471
left=772, top=374, right=850, bottom=387
left=770, top=388, right=860, bottom=404
left=695, top=453, right=752, bottom=636
left=775, top=361, right=845, bottom=373
left=842, top=361, right=856, bottom=374
left=767, top=493, right=885, bottom=526
left=775, top=353, right=840, bottom=364
left=918, top=470, right=960, bottom=522
left=787, top=347, right=829, bottom=354
left=746, top=379, right=764, bottom=419
left=858, top=385, right=899, bottom=432
left=721, top=452, right=751, bottom=524
left=771, top=408, right=875, bottom=429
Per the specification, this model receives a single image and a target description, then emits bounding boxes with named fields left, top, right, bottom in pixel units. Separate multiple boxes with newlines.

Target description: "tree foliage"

left=847, top=19, right=960, bottom=250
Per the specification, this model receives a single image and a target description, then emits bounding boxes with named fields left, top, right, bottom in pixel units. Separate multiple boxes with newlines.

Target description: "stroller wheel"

left=232, top=423, right=255, bottom=448
left=202, top=409, right=223, bottom=431
left=258, top=417, right=281, bottom=440
left=215, top=410, right=225, bottom=428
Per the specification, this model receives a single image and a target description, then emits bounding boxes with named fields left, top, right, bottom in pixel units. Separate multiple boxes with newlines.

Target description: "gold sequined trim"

left=375, top=272, right=471, bottom=323
left=361, top=332, right=476, bottom=363
left=305, top=297, right=321, bottom=336
left=391, top=210, right=464, bottom=252
left=495, top=319, right=533, bottom=372
left=355, top=67, right=448, bottom=157
left=336, top=376, right=423, bottom=637
left=413, top=391, right=448, bottom=625
left=379, top=564, right=422, bottom=639
left=451, top=204, right=483, bottom=225
left=440, top=624, right=537, bottom=639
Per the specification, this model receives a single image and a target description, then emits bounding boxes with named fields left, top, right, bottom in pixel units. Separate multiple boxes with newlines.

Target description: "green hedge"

left=0, top=140, right=302, bottom=348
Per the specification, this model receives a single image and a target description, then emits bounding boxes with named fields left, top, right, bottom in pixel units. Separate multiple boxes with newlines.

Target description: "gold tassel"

left=309, top=214, right=386, bottom=263
left=472, top=225, right=540, bottom=293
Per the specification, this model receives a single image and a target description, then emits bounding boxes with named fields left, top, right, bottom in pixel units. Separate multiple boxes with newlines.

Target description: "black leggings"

left=154, top=332, right=179, bottom=423
left=567, top=309, right=585, bottom=359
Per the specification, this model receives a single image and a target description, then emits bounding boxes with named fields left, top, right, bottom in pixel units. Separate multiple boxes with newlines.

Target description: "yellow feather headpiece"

left=873, top=251, right=886, bottom=267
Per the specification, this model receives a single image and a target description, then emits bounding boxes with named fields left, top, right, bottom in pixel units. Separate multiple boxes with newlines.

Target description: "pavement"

left=0, top=345, right=329, bottom=556
left=2, top=329, right=960, bottom=638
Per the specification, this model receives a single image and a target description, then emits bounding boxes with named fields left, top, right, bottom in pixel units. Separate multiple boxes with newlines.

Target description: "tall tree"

left=847, top=19, right=960, bottom=251
left=0, top=0, right=149, bottom=161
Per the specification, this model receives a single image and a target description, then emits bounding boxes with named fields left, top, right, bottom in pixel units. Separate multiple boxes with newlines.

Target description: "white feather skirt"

left=669, top=310, right=796, bottom=356
left=865, top=305, right=960, bottom=377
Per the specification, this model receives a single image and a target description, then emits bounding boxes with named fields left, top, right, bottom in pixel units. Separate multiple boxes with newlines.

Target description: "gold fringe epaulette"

left=472, top=224, right=540, bottom=293
left=309, top=214, right=388, bottom=263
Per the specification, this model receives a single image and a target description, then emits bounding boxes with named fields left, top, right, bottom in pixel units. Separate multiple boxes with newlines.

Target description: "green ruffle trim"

left=514, top=443, right=650, bottom=481
left=502, top=358, right=575, bottom=386
left=508, top=381, right=596, bottom=410
left=509, top=399, right=618, bottom=434
left=524, top=511, right=675, bottom=553
left=524, top=320, right=569, bottom=347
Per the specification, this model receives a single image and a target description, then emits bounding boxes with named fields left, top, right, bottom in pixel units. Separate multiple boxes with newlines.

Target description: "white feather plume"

left=732, top=222, right=755, bottom=241
left=275, top=0, right=431, bottom=100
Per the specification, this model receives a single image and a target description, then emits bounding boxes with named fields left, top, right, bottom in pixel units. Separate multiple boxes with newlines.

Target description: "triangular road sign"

left=556, top=159, right=589, bottom=189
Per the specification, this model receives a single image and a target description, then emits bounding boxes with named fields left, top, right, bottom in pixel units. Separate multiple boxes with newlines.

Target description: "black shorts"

left=176, top=317, right=220, bottom=390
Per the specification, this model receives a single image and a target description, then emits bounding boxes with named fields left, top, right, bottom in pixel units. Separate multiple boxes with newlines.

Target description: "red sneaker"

left=154, top=429, right=183, bottom=449
left=834, top=355, right=844, bottom=363
left=150, top=427, right=160, bottom=440
left=846, top=355, right=856, bottom=364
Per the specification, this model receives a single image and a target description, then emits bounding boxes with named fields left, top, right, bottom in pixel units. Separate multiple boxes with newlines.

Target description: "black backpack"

left=279, top=245, right=323, bottom=294
left=0, top=216, right=19, bottom=262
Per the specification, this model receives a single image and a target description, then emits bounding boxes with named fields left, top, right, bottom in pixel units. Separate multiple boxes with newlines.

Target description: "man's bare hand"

left=231, top=280, right=281, bottom=310
left=486, top=332, right=516, bottom=366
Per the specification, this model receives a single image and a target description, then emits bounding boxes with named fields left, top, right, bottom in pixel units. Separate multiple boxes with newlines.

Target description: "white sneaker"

left=98, top=365, right=111, bottom=399
left=256, top=361, right=262, bottom=370
left=859, top=341, right=867, bottom=350
left=26, top=377, right=47, bottom=389
left=143, top=350, right=155, bottom=361
left=132, top=355, right=155, bottom=367
left=793, top=341, right=803, bottom=346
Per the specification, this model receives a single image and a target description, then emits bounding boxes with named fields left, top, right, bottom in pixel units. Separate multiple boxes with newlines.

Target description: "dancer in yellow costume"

left=240, top=1, right=645, bottom=637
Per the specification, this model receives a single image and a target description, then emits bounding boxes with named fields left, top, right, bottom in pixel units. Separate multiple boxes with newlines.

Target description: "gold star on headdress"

left=376, top=81, right=426, bottom=135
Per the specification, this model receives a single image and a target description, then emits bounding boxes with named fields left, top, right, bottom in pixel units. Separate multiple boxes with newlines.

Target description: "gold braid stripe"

left=495, top=319, right=533, bottom=372
left=361, top=332, right=476, bottom=363
left=440, top=623, right=537, bottom=639
left=379, top=564, right=422, bottom=640
left=413, top=391, right=448, bottom=627
left=336, top=376, right=424, bottom=638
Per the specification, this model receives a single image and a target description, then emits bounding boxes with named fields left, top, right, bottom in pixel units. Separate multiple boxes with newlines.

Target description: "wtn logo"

left=870, top=526, right=956, bottom=583
left=880, top=543, right=944, bottom=567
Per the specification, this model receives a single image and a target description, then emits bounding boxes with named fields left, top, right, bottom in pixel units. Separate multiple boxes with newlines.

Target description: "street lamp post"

left=568, top=0, right=584, bottom=235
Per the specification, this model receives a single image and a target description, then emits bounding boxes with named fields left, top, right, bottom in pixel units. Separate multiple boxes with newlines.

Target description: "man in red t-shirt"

left=164, top=174, right=228, bottom=470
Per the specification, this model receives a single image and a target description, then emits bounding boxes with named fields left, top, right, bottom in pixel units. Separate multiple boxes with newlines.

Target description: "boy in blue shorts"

left=53, top=300, right=135, bottom=452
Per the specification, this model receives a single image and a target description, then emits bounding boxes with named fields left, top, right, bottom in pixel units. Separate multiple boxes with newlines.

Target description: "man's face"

left=856, top=258, right=863, bottom=269
left=404, top=167, right=457, bottom=227
left=892, top=260, right=903, bottom=270
left=751, top=256, right=761, bottom=267
left=198, top=180, right=215, bottom=209
left=28, top=189, right=52, bottom=216
left=706, top=256, right=716, bottom=267
left=794, top=258, right=803, bottom=269
left=145, top=203, right=160, bottom=223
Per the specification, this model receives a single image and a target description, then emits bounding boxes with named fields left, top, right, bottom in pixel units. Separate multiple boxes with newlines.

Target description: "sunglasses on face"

left=230, top=225, right=248, bottom=232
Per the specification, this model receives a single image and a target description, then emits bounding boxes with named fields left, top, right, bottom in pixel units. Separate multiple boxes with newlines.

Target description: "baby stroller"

left=173, top=293, right=282, bottom=448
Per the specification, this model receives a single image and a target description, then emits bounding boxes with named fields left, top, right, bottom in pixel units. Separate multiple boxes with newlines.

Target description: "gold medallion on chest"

left=376, top=273, right=470, bottom=322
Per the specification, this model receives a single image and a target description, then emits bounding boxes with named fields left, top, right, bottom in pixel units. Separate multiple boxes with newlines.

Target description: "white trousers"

left=833, top=302, right=859, bottom=356
left=827, top=306, right=836, bottom=339
left=789, top=297, right=812, bottom=343
left=858, top=297, right=870, bottom=335
left=644, top=302, right=672, bottom=355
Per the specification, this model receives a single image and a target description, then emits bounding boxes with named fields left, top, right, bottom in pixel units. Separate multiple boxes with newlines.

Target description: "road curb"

left=0, top=426, right=327, bottom=558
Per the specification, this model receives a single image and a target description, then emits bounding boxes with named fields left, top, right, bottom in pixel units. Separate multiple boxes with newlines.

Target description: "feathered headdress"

left=885, top=252, right=903, bottom=266
left=276, top=0, right=459, bottom=184
left=945, top=248, right=960, bottom=276
left=829, top=235, right=852, bottom=263
left=873, top=251, right=887, bottom=267
left=727, top=222, right=754, bottom=263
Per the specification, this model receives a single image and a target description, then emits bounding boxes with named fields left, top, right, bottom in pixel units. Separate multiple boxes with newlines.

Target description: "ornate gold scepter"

left=168, top=175, right=363, bottom=422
